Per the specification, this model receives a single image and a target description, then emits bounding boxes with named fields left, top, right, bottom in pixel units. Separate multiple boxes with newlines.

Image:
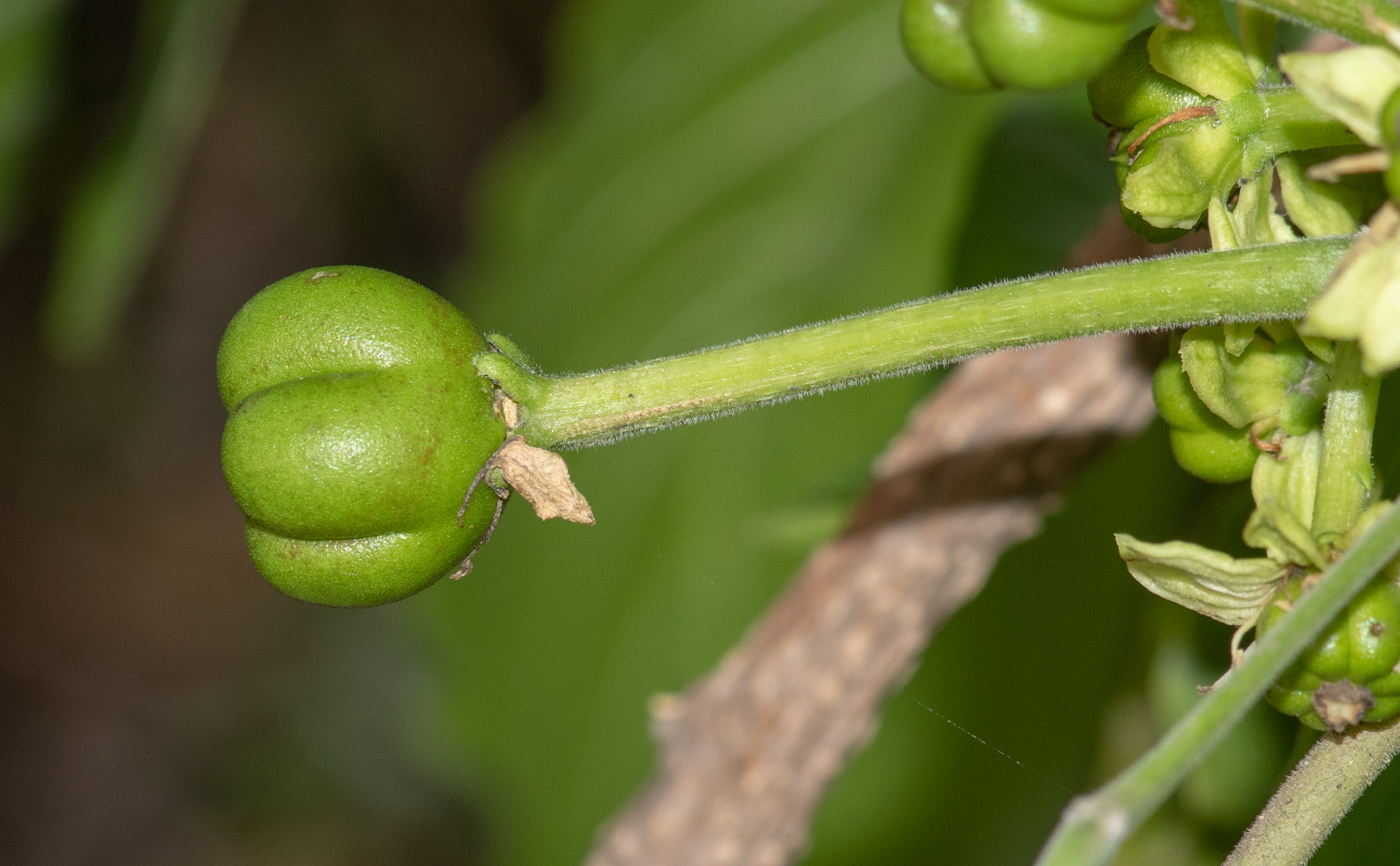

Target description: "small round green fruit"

left=1153, top=352, right=1257, bottom=483
left=1259, top=573, right=1400, bottom=731
left=218, top=267, right=506, bottom=607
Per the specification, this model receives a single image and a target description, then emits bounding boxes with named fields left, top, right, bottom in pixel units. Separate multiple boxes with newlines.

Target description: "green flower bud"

left=218, top=267, right=507, bottom=607
left=1089, top=28, right=1205, bottom=130
left=1243, top=430, right=1327, bottom=569
left=1259, top=571, right=1400, bottom=731
left=1146, top=0, right=1255, bottom=100
left=1119, top=114, right=1241, bottom=230
left=1179, top=326, right=1330, bottom=434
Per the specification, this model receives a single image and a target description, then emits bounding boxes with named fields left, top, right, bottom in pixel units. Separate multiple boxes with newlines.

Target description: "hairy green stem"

left=1313, top=342, right=1381, bottom=541
left=1034, top=500, right=1400, bottom=866
left=1235, top=0, right=1400, bottom=45
left=477, top=239, right=1349, bottom=449
left=1224, top=716, right=1400, bottom=866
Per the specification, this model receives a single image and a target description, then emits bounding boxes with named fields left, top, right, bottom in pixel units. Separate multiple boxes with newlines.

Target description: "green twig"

left=1033, top=500, right=1400, bottom=866
left=1224, top=716, right=1400, bottom=866
left=477, top=239, right=1349, bottom=449
left=1234, top=0, right=1400, bottom=46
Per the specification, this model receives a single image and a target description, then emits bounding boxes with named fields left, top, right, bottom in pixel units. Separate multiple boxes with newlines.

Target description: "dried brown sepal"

left=491, top=435, right=595, bottom=524
left=1312, top=679, right=1376, bottom=732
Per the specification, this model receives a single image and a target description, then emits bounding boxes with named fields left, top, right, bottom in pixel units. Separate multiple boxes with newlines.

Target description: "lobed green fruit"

left=1259, top=573, right=1400, bottom=731
left=901, top=0, right=1147, bottom=92
left=1153, top=351, right=1257, bottom=484
left=218, top=266, right=507, bottom=607
left=901, top=0, right=996, bottom=92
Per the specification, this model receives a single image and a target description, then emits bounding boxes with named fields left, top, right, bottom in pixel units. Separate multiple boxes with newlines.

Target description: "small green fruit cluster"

left=900, top=0, right=1147, bottom=92
left=1259, top=572, right=1400, bottom=731
left=218, top=267, right=506, bottom=607
left=1153, top=349, right=1256, bottom=483
left=1152, top=327, right=1331, bottom=484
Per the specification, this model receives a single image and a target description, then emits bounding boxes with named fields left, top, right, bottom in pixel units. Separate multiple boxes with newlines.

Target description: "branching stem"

left=477, top=239, right=1349, bottom=449
left=1033, top=500, right=1400, bottom=866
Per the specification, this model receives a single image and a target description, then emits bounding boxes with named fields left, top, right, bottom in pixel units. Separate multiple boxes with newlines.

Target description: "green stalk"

left=1234, top=0, right=1400, bottom=45
left=1224, top=717, right=1400, bottom=866
left=477, top=239, right=1348, bottom=449
left=1034, top=500, right=1400, bottom=866
left=1313, top=342, right=1381, bottom=541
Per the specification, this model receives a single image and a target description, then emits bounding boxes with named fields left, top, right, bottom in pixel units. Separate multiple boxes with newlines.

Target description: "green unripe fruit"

left=1089, top=29, right=1206, bottom=130
left=218, top=267, right=507, bottom=607
left=968, top=0, right=1128, bottom=90
left=1259, top=573, right=1400, bottom=731
left=1153, top=352, right=1257, bottom=483
left=902, top=0, right=1147, bottom=92
left=901, top=0, right=997, bottom=92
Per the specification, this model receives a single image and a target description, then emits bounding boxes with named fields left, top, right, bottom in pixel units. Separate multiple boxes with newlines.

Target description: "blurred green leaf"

left=0, top=0, right=67, bottom=249
left=404, top=0, right=1008, bottom=863
left=41, top=0, right=243, bottom=364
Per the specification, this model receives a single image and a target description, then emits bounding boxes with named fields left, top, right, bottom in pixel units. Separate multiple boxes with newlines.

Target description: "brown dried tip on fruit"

left=1312, top=679, right=1376, bottom=732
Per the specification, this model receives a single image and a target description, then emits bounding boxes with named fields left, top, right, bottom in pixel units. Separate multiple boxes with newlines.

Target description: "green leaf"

left=0, top=0, right=67, bottom=249
left=1278, top=47, right=1400, bottom=148
left=40, top=0, right=245, bottom=364
left=407, top=2, right=1005, bottom=864
left=1116, top=534, right=1282, bottom=625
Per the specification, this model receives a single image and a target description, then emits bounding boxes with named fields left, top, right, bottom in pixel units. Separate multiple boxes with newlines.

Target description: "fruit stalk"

left=1223, top=716, right=1400, bottom=865
left=1313, top=341, right=1381, bottom=540
left=479, top=239, right=1349, bottom=450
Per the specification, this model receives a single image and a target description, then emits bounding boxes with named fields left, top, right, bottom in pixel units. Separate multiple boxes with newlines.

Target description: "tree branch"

left=583, top=331, right=1158, bottom=866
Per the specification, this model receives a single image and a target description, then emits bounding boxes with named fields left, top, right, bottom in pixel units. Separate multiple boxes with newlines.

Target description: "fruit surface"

left=1259, top=573, right=1400, bottom=730
left=219, top=267, right=506, bottom=607
left=1153, top=352, right=1258, bottom=483
left=901, top=0, right=1145, bottom=92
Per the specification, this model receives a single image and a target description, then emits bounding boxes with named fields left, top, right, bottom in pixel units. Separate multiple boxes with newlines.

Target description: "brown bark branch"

left=584, top=330, right=1158, bottom=866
